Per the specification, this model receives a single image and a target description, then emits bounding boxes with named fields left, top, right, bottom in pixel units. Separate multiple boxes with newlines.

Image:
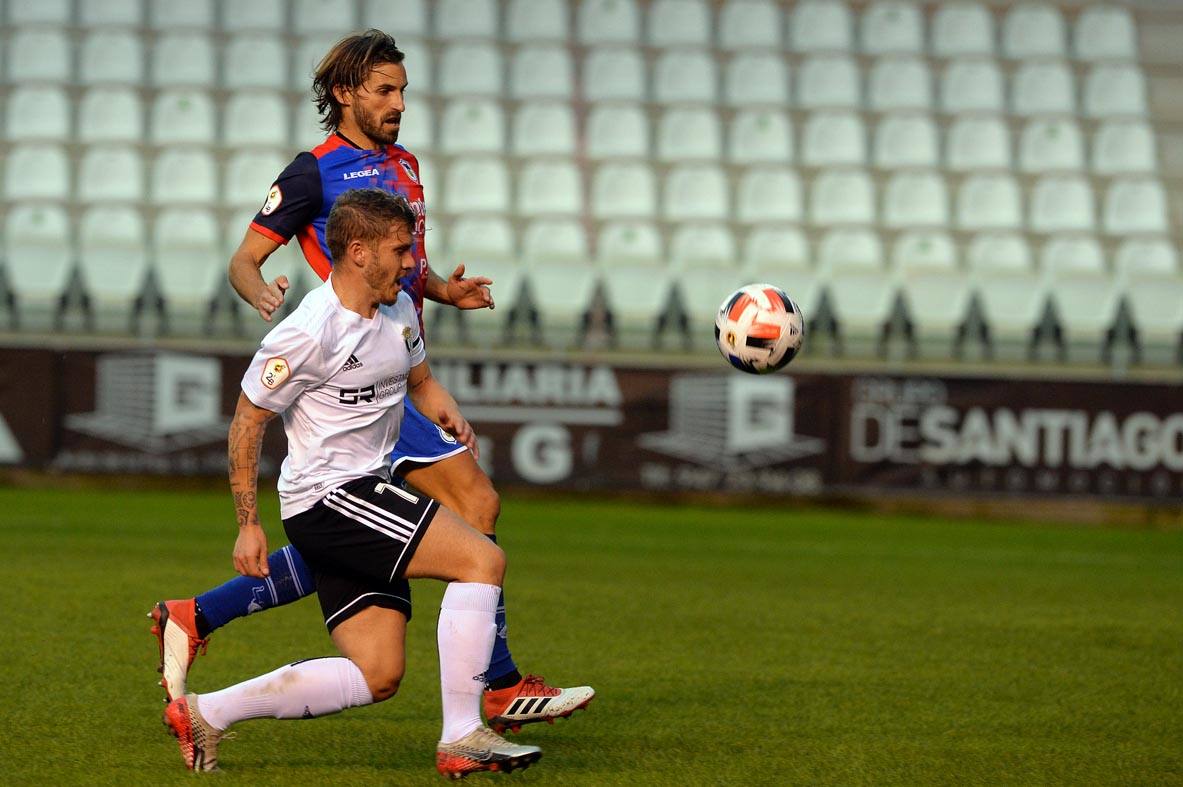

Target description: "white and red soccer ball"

left=714, top=284, right=805, bottom=374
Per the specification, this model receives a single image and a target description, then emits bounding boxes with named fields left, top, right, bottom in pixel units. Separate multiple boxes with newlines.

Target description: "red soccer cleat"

left=483, top=674, right=595, bottom=734
left=149, top=599, right=209, bottom=703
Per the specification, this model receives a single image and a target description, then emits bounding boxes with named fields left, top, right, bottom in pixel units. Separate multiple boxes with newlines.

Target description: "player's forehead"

left=381, top=221, right=413, bottom=247
left=364, top=61, right=408, bottom=90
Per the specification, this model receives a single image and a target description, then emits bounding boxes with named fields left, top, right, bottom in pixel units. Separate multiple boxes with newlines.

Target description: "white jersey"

left=241, top=278, right=426, bottom=518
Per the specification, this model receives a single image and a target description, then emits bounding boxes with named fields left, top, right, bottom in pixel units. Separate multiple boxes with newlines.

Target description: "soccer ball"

left=714, top=284, right=805, bottom=374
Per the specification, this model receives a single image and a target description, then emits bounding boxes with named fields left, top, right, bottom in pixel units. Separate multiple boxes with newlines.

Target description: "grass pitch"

left=0, top=486, right=1179, bottom=786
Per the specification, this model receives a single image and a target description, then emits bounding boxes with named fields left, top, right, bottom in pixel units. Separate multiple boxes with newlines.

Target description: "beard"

left=353, top=102, right=400, bottom=146
left=363, top=261, right=402, bottom=305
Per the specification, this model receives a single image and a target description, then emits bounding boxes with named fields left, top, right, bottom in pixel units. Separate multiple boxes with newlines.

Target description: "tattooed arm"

left=229, top=391, right=278, bottom=578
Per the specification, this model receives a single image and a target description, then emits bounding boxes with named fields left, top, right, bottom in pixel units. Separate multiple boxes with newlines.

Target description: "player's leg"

left=149, top=543, right=316, bottom=702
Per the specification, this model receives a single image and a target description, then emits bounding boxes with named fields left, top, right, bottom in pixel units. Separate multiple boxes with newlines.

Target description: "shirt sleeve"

left=248, top=152, right=322, bottom=245
left=240, top=321, right=327, bottom=414
left=402, top=292, right=427, bottom=367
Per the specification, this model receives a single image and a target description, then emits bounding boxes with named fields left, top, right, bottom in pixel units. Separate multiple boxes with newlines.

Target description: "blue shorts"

left=391, top=398, right=469, bottom=472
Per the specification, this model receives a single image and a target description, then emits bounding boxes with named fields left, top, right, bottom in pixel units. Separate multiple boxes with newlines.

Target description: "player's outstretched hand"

left=256, top=275, right=290, bottom=322
left=233, top=523, right=270, bottom=578
left=445, top=263, right=495, bottom=311
left=438, top=409, right=478, bottom=459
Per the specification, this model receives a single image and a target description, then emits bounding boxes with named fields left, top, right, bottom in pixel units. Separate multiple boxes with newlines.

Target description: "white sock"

left=438, top=582, right=501, bottom=743
left=197, top=657, right=374, bottom=731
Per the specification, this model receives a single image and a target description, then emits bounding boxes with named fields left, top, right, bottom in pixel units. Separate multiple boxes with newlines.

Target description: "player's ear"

left=346, top=238, right=368, bottom=268
left=332, top=83, right=353, bottom=109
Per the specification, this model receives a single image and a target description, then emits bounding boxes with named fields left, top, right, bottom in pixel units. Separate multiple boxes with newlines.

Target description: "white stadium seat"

left=78, top=88, right=144, bottom=143
left=743, top=227, right=810, bottom=272
left=1085, top=64, right=1148, bottom=117
left=893, top=230, right=958, bottom=273
left=946, top=115, right=1011, bottom=171
left=223, top=0, right=285, bottom=32
left=1104, top=179, right=1169, bottom=235
left=461, top=259, right=525, bottom=344
left=578, top=0, right=641, bottom=44
left=363, top=0, right=429, bottom=38
left=1002, top=2, right=1066, bottom=59
left=293, top=0, right=357, bottom=36
left=797, top=55, right=861, bottom=109
left=79, top=146, right=145, bottom=203
left=1074, top=5, right=1137, bottom=61
left=505, top=0, right=569, bottom=43
left=654, top=50, right=718, bottom=105
left=439, top=99, right=505, bottom=155
left=724, top=53, right=790, bottom=107
left=442, top=158, right=511, bottom=215
left=5, top=205, right=74, bottom=313
left=8, top=29, right=71, bottom=82
left=728, top=110, right=793, bottom=165
left=719, top=0, right=782, bottom=50
left=895, top=231, right=969, bottom=346
left=1029, top=176, right=1096, bottom=233
left=80, top=30, right=144, bottom=85
left=883, top=171, right=949, bottom=228
left=810, top=170, right=875, bottom=226
left=941, top=59, right=1005, bottom=114
left=448, top=217, right=516, bottom=262
left=436, top=0, right=499, bottom=38
left=735, top=169, right=804, bottom=224
left=151, top=90, right=216, bottom=145
left=4, top=145, right=69, bottom=201
left=790, top=0, right=854, bottom=53
left=517, top=159, right=584, bottom=218
left=861, top=1, right=925, bottom=55
left=224, top=92, right=290, bottom=147
left=586, top=104, right=649, bottom=160
left=396, top=99, right=434, bottom=154
left=827, top=272, right=897, bottom=338
left=656, top=108, right=722, bottom=162
left=597, top=222, right=664, bottom=267
left=512, top=103, right=576, bottom=157
left=582, top=48, right=647, bottom=102
left=78, top=0, right=140, bottom=26
left=932, top=1, right=994, bottom=57
left=669, top=224, right=737, bottom=269
left=601, top=265, right=676, bottom=344
left=152, top=33, right=216, bottom=87
left=224, top=150, right=288, bottom=209
left=529, top=262, right=603, bottom=348
left=967, top=232, right=1033, bottom=274
left=149, top=0, right=215, bottom=30
left=680, top=269, right=749, bottom=349
left=663, top=165, right=729, bottom=221
left=592, top=162, right=657, bottom=219
left=1018, top=118, right=1085, bottom=173
left=1092, top=122, right=1156, bottom=175
left=399, top=39, right=432, bottom=94
left=151, top=149, right=217, bottom=206
left=1125, top=277, right=1183, bottom=350
left=511, top=46, right=574, bottom=100
left=522, top=220, right=590, bottom=266
left=9, top=0, right=72, bottom=24
left=1041, top=235, right=1105, bottom=277
left=973, top=271, right=1048, bottom=345
left=1012, top=61, right=1075, bottom=116
left=868, top=57, right=932, bottom=111
left=873, top=114, right=938, bottom=169
left=1115, top=238, right=1178, bottom=281
left=6, top=86, right=70, bottom=141
left=78, top=206, right=149, bottom=317
left=1045, top=273, right=1120, bottom=352
left=648, top=0, right=712, bottom=47
left=802, top=111, right=866, bottom=167
left=439, top=42, right=504, bottom=96
left=154, top=208, right=224, bottom=314
left=956, top=174, right=1023, bottom=231
left=224, top=36, right=289, bottom=91
left=292, top=35, right=340, bottom=90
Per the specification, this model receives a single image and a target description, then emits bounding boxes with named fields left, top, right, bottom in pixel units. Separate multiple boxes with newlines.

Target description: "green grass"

left=0, top=487, right=1179, bottom=786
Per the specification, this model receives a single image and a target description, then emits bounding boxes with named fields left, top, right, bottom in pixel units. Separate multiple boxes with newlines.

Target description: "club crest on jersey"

left=403, top=327, right=414, bottom=352
left=343, top=168, right=380, bottom=180
left=398, top=160, right=419, bottom=183
left=261, top=184, right=282, bottom=215
left=261, top=357, right=290, bottom=389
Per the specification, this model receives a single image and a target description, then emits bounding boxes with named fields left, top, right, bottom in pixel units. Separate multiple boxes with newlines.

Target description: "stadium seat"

left=810, top=170, right=875, bottom=226
left=827, top=268, right=898, bottom=341
left=4, top=145, right=69, bottom=200
left=895, top=231, right=970, bottom=351
left=439, top=42, right=504, bottom=96
left=527, top=262, right=602, bottom=348
left=790, top=0, right=854, bottom=52
left=79, top=0, right=142, bottom=26
left=797, top=55, right=861, bottom=109
left=1001, top=2, right=1066, bottom=59
left=742, top=226, right=810, bottom=271
left=601, top=264, right=676, bottom=344
left=148, top=0, right=215, bottom=30
left=518, top=159, right=583, bottom=218
left=656, top=108, right=723, bottom=162
left=294, top=98, right=329, bottom=149
left=292, top=35, right=340, bottom=90
left=1018, top=118, right=1085, bottom=173
left=585, top=104, right=649, bottom=160
left=77, top=206, right=149, bottom=323
left=505, top=0, right=569, bottom=42
left=78, top=146, right=145, bottom=203
left=972, top=271, right=1048, bottom=349
left=400, top=39, right=433, bottom=94
left=578, top=0, right=641, bottom=44
left=415, top=154, right=440, bottom=207
left=9, top=0, right=72, bottom=24
left=151, top=149, right=217, bottom=206
left=728, top=110, right=793, bottom=165
left=724, top=52, right=791, bottom=107
left=4, top=205, right=74, bottom=319
left=1029, top=176, right=1096, bottom=234
left=224, top=92, right=290, bottom=147
left=6, top=86, right=70, bottom=141
left=151, top=90, right=216, bottom=145
left=966, top=232, right=1033, bottom=273
left=224, top=35, right=289, bottom=90
left=1103, top=179, right=1169, bottom=235
left=654, top=50, right=718, bottom=105
left=1011, top=61, right=1075, bottom=116
left=663, top=165, right=729, bottom=222
left=224, top=150, right=288, bottom=208
left=448, top=216, right=517, bottom=263
left=932, top=1, right=994, bottom=57
left=802, top=111, right=866, bottom=167
left=591, top=162, right=657, bottom=219
left=80, top=30, right=144, bottom=85
left=461, top=259, right=525, bottom=344
left=873, top=114, right=939, bottom=169
left=8, top=29, right=71, bottom=82
left=522, top=219, right=590, bottom=266
left=1092, top=121, right=1156, bottom=175
left=1041, top=235, right=1105, bottom=277
left=1084, top=64, right=1148, bottom=117
left=1114, top=238, right=1178, bottom=281
left=956, top=174, right=1023, bottom=231
left=293, top=0, right=356, bottom=35
left=1125, top=276, right=1183, bottom=352
left=735, top=169, right=804, bottom=224
left=397, top=99, right=435, bottom=153
left=1074, top=5, right=1137, bottom=61
left=223, top=0, right=285, bottom=32
left=648, top=0, right=711, bottom=47
left=442, top=158, right=511, bottom=215
left=152, top=33, right=216, bottom=87
left=861, top=1, right=924, bottom=54
left=512, top=103, right=575, bottom=157
left=1044, top=268, right=1120, bottom=353
left=154, top=208, right=224, bottom=321
left=669, top=223, right=738, bottom=269
left=436, top=0, right=499, bottom=39
left=883, top=171, right=949, bottom=228
left=679, top=268, right=749, bottom=348
left=941, top=59, right=1005, bottom=114
left=867, top=57, right=932, bottom=111
left=511, top=45, right=574, bottom=99
left=892, top=230, right=958, bottom=272
left=946, top=115, right=1011, bottom=171
left=719, top=0, right=782, bottom=50
left=361, top=0, right=427, bottom=35
left=818, top=228, right=884, bottom=273
left=439, top=99, right=506, bottom=155
left=78, top=87, right=144, bottom=143
left=597, top=222, right=664, bottom=266
left=582, top=48, right=647, bottom=102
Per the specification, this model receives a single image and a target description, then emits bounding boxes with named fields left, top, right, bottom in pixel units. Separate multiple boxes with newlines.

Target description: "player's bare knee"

left=360, top=662, right=404, bottom=702
left=457, top=539, right=505, bottom=585
left=458, top=482, right=500, bottom=535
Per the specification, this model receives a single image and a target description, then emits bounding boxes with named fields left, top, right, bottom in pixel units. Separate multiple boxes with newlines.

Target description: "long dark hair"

left=312, top=29, right=405, bottom=132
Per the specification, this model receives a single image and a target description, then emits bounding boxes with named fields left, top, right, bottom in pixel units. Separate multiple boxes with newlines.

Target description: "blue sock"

left=194, top=545, right=315, bottom=633
left=484, top=534, right=519, bottom=685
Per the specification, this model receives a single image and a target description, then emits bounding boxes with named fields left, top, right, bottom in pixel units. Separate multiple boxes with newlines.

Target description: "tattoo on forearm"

left=228, top=411, right=264, bottom=529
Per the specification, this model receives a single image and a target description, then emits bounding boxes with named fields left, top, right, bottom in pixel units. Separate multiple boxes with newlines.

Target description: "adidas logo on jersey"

left=342, top=354, right=364, bottom=371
